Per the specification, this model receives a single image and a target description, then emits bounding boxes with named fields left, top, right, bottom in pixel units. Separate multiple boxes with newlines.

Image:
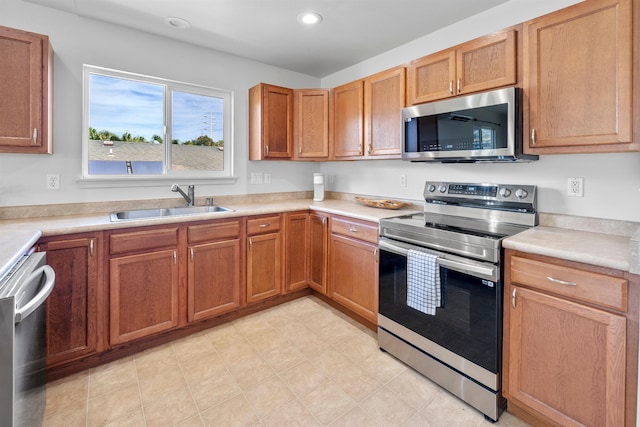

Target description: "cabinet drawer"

left=330, top=216, right=378, bottom=244
left=510, top=256, right=628, bottom=312
left=188, top=220, right=241, bottom=244
left=110, top=227, right=179, bottom=255
left=247, top=215, right=281, bottom=236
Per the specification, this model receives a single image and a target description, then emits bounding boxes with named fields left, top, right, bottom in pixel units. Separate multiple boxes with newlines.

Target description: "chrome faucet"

left=171, top=184, right=195, bottom=206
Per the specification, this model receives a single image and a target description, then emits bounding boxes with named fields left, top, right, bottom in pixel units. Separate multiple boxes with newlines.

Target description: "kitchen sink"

left=110, top=205, right=233, bottom=221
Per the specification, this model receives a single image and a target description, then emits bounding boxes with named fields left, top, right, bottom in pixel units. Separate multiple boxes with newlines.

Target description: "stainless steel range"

left=377, top=181, right=537, bottom=422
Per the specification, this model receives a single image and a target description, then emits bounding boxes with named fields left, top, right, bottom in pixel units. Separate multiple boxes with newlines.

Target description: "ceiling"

left=25, top=0, right=510, bottom=78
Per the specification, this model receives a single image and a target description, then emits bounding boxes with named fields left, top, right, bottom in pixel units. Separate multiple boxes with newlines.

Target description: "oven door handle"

left=378, top=239, right=498, bottom=281
left=14, top=265, right=56, bottom=324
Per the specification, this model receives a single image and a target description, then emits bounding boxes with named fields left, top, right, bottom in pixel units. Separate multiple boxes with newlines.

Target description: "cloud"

left=89, top=74, right=224, bottom=142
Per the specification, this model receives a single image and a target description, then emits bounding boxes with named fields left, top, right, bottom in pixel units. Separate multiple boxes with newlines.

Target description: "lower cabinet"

left=284, top=212, right=310, bottom=293
left=503, top=250, right=636, bottom=426
left=108, top=227, right=180, bottom=345
left=187, top=220, right=241, bottom=321
left=309, top=212, right=329, bottom=294
left=246, top=214, right=282, bottom=303
left=38, top=234, right=101, bottom=367
left=329, top=216, right=379, bottom=323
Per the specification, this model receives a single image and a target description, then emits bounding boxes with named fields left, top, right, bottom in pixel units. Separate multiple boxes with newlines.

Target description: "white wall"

left=1, top=0, right=639, bottom=223
left=319, top=0, right=640, bottom=223
left=0, top=0, right=320, bottom=207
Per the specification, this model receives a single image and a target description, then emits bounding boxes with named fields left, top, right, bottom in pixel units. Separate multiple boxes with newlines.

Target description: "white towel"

left=406, top=249, right=441, bottom=315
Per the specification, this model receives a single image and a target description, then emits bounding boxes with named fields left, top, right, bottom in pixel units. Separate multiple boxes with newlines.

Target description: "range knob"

left=427, top=184, right=436, bottom=192
left=515, top=188, right=528, bottom=199
left=499, top=188, right=512, bottom=198
left=438, top=184, right=447, bottom=193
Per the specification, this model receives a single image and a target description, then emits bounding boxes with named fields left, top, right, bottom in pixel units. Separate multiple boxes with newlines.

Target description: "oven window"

left=379, top=250, right=501, bottom=373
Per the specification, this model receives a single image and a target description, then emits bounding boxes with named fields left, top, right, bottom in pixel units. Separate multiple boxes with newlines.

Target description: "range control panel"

left=423, top=181, right=537, bottom=209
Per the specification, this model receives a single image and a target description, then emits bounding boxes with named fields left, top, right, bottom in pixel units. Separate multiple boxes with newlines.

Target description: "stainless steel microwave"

left=402, top=87, right=537, bottom=162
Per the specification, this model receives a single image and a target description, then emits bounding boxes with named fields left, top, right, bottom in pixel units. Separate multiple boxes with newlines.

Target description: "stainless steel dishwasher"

left=0, top=251, right=55, bottom=427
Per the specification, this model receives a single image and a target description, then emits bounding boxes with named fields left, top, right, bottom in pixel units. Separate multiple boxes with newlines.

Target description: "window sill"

left=77, top=175, right=238, bottom=188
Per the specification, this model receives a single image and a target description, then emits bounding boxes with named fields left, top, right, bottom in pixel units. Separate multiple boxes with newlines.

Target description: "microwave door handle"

left=14, top=265, right=55, bottom=324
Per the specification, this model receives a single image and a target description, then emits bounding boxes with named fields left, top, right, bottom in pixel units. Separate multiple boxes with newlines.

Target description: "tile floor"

left=42, top=295, right=531, bottom=426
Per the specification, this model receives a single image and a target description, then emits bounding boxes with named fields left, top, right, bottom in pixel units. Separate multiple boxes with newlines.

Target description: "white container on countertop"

left=313, top=173, right=324, bottom=202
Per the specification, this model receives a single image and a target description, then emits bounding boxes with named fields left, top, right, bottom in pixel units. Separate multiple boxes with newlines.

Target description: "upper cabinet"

left=334, top=66, right=405, bottom=160
left=407, top=28, right=517, bottom=105
left=364, top=66, right=406, bottom=158
left=523, top=0, right=638, bottom=154
left=332, top=80, right=364, bottom=158
left=0, top=26, right=53, bottom=154
left=249, top=83, right=294, bottom=160
left=293, top=89, right=330, bottom=160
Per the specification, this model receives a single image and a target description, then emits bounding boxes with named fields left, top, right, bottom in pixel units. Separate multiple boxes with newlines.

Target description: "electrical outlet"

left=46, top=174, right=60, bottom=190
left=399, top=174, right=407, bottom=187
left=567, top=177, right=584, bottom=197
left=250, top=172, right=263, bottom=184
left=264, top=173, right=272, bottom=184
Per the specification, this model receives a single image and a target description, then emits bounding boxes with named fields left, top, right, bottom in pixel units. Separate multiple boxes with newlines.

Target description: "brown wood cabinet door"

left=364, top=66, right=405, bottom=158
left=109, top=249, right=179, bottom=345
left=247, top=232, right=282, bottom=303
left=284, top=212, right=309, bottom=293
left=456, top=29, right=516, bottom=95
left=329, top=233, right=378, bottom=323
left=293, top=89, right=330, bottom=159
left=309, top=213, right=328, bottom=294
left=523, top=0, right=634, bottom=153
left=188, top=239, right=240, bottom=322
left=249, top=83, right=293, bottom=159
left=506, top=285, right=626, bottom=426
left=407, top=50, right=456, bottom=104
left=0, top=25, right=51, bottom=153
left=333, top=80, right=364, bottom=158
left=42, top=236, right=99, bottom=366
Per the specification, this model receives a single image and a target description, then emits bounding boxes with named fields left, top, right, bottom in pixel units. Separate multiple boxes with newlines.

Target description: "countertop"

left=503, top=226, right=635, bottom=273
left=1, top=196, right=638, bottom=280
left=0, top=198, right=419, bottom=280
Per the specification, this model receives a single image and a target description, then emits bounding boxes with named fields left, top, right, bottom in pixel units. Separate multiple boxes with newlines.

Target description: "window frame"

left=81, top=65, right=234, bottom=183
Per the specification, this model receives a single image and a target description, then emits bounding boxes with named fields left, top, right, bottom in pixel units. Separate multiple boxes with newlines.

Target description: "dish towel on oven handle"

left=406, top=249, right=441, bottom=315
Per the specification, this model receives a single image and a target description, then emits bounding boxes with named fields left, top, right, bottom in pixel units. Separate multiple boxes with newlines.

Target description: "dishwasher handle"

left=15, top=265, right=55, bottom=324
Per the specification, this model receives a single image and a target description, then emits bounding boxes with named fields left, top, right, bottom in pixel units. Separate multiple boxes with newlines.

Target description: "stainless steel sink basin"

left=110, top=205, right=233, bottom=221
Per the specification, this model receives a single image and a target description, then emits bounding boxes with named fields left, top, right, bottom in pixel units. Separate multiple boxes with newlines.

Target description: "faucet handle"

left=206, top=197, right=214, bottom=206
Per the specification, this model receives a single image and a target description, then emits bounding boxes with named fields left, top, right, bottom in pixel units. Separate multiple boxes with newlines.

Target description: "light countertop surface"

left=503, top=226, right=634, bottom=272
left=1, top=197, right=638, bottom=280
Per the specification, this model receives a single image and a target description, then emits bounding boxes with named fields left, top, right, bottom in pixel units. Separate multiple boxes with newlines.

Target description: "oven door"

left=378, top=237, right=502, bottom=390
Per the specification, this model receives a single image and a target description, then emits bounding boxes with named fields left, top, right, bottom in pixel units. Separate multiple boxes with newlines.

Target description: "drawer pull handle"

left=547, top=276, right=577, bottom=286
left=348, top=226, right=358, bottom=232
left=259, top=223, right=270, bottom=228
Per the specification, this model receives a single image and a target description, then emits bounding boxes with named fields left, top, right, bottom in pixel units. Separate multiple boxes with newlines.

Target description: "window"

left=82, top=65, right=233, bottom=180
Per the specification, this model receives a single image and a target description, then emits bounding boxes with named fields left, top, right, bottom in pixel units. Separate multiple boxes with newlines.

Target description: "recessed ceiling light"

left=297, top=12, right=323, bottom=25
left=164, top=17, right=191, bottom=30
